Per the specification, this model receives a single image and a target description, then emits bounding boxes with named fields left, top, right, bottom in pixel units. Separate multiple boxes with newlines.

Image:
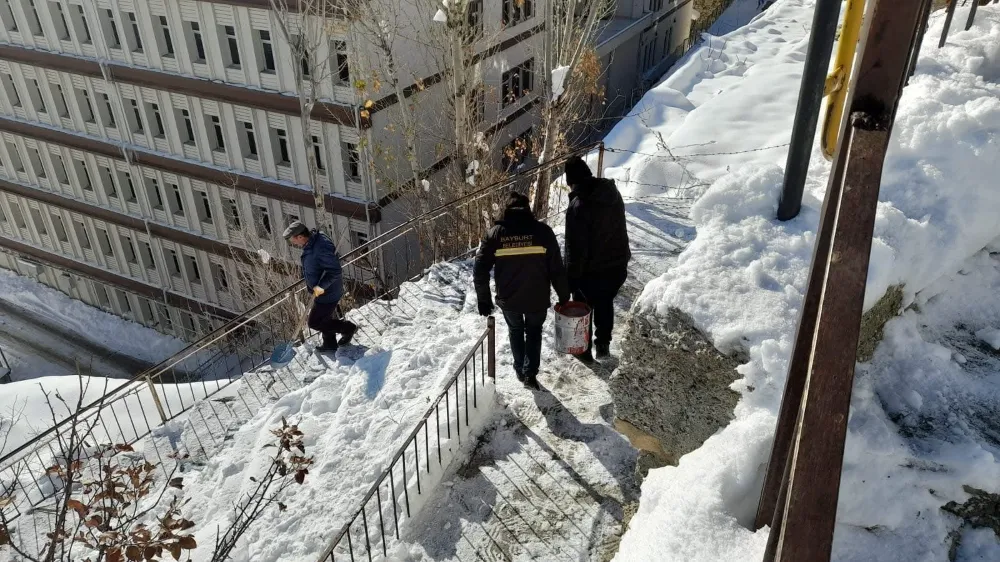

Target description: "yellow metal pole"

left=821, top=0, right=866, bottom=160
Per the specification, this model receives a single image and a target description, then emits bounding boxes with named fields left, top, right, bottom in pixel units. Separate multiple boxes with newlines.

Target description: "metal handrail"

left=0, top=141, right=603, bottom=524
left=316, top=318, right=496, bottom=561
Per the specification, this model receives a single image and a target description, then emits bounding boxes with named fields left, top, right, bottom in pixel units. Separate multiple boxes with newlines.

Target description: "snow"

left=609, top=1, right=1000, bottom=561
left=258, top=248, right=273, bottom=264
left=0, top=267, right=185, bottom=378
left=550, top=65, right=570, bottom=102
left=433, top=9, right=448, bottom=23
left=975, top=328, right=1000, bottom=351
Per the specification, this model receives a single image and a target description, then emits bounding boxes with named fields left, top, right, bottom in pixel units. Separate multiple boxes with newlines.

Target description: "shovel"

left=269, top=272, right=325, bottom=369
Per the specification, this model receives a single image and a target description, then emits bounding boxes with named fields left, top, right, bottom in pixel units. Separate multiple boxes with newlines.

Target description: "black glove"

left=478, top=301, right=494, bottom=317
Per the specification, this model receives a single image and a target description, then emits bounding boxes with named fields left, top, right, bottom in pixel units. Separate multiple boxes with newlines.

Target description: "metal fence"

left=0, top=142, right=604, bottom=527
left=316, top=318, right=495, bottom=562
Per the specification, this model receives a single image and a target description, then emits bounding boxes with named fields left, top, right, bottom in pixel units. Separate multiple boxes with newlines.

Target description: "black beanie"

left=564, top=156, right=593, bottom=186
left=505, top=191, right=530, bottom=210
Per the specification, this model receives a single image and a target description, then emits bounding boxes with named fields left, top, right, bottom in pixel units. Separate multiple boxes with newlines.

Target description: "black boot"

left=338, top=323, right=358, bottom=346
left=523, top=373, right=541, bottom=390
left=316, top=337, right=338, bottom=353
left=595, top=342, right=611, bottom=359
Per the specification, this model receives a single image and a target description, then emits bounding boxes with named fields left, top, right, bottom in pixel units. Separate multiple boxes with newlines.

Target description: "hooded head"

left=564, top=156, right=593, bottom=189
left=501, top=192, right=533, bottom=221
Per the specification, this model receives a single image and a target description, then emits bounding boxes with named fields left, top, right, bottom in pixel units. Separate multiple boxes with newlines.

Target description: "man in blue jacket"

left=283, top=221, right=357, bottom=352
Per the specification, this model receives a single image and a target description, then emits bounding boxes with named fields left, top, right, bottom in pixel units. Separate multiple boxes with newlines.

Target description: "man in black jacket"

left=474, top=192, right=570, bottom=389
left=564, top=156, right=631, bottom=361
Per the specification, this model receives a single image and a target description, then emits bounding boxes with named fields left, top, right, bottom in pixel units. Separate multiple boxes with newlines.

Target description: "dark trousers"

left=308, top=301, right=356, bottom=346
left=502, top=309, right=547, bottom=378
left=570, top=266, right=628, bottom=349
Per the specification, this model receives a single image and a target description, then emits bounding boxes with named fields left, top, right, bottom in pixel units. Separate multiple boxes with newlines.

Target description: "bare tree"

left=0, top=375, right=311, bottom=562
left=531, top=0, right=613, bottom=215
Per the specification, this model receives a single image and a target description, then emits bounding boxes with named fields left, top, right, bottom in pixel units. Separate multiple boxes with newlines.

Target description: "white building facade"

left=0, top=0, right=691, bottom=341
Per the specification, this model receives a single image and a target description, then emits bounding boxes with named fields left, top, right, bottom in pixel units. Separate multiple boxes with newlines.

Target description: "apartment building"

left=0, top=0, right=688, bottom=342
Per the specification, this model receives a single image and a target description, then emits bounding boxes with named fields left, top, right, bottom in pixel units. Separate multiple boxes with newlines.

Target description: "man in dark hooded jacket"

left=563, top=156, right=631, bottom=361
left=474, top=192, right=570, bottom=389
left=283, top=221, right=357, bottom=352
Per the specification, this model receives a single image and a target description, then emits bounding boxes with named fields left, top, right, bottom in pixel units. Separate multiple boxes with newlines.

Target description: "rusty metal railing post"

left=597, top=142, right=606, bottom=178
left=487, top=316, right=496, bottom=381
left=144, top=375, right=168, bottom=424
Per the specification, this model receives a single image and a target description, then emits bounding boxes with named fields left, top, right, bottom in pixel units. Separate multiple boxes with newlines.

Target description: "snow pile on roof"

left=0, top=267, right=186, bottom=365
left=609, top=1, right=1000, bottom=560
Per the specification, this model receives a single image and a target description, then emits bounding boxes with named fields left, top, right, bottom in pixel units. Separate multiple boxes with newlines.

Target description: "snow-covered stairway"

left=396, top=265, right=670, bottom=561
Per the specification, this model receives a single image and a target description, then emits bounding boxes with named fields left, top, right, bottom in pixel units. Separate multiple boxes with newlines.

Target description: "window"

left=664, top=26, right=674, bottom=57
left=293, top=35, right=310, bottom=77
left=53, top=83, right=69, bottom=117
left=140, top=241, right=155, bottom=268
left=73, top=159, right=92, bottom=190
left=148, top=102, right=164, bottom=136
left=103, top=9, right=121, bottom=49
left=77, top=88, right=95, bottom=123
left=169, top=183, right=184, bottom=217
left=212, top=263, right=229, bottom=291
left=99, top=93, right=116, bottom=128
left=179, top=109, right=195, bottom=144
left=470, top=85, right=484, bottom=124
left=502, top=127, right=533, bottom=171
left=468, top=0, right=483, bottom=35
left=649, top=0, right=664, bottom=11
left=641, top=36, right=657, bottom=72
left=127, top=98, right=144, bottom=133
left=0, top=206, right=6, bottom=224
left=282, top=212, right=299, bottom=229
left=8, top=204, right=26, bottom=228
left=24, top=0, right=43, bottom=36
left=126, top=12, right=143, bottom=52
left=258, top=30, right=275, bottom=72
left=185, top=21, right=205, bottom=62
left=351, top=229, right=368, bottom=249
left=121, top=171, right=137, bottom=202
left=51, top=213, right=68, bottom=240
left=28, top=79, right=46, bottom=113
left=274, top=128, right=290, bottom=165
left=222, top=197, right=240, bottom=229
left=222, top=25, right=241, bottom=68
left=6, top=142, right=24, bottom=172
left=0, top=2, right=16, bottom=32
left=29, top=208, right=47, bottom=235
left=333, top=40, right=349, bottom=84
left=97, top=227, right=113, bottom=257
left=184, top=255, right=201, bottom=283
left=209, top=115, right=225, bottom=151
left=195, top=190, right=213, bottom=222
left=242, top=121, right=257, bottom=158
left=95, top=285, right=112, bottom=309
left=71, top=5, right=91, bottom=43
left=158, top=16, right=175, bottom=56
left=502, top=0, right=533, bottom=26
left=120, top=234, right=137, bottom=264
left=501, top=59, right=534, bottom=107
left=342, top=142, right=360, bottom=180
left=166, top=248, right=181, bottom=276
left=116, top=290, right=133, bottom=315
left=74, top=220, right=91, bottom=250
left=97, top=166, right=116, bottom=198
left=27, top=148, right=45, bottom=178
left=252, top=205, right=271, bottom=238
left=311, top=135, right=325, bottom=172
left=1, top=74, right=21, bottom=108
left=51, top=2, right=70, bottom=40
left=52, top=154, right=69, bottom=184
left=146, top=178, right=164, bottom=211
